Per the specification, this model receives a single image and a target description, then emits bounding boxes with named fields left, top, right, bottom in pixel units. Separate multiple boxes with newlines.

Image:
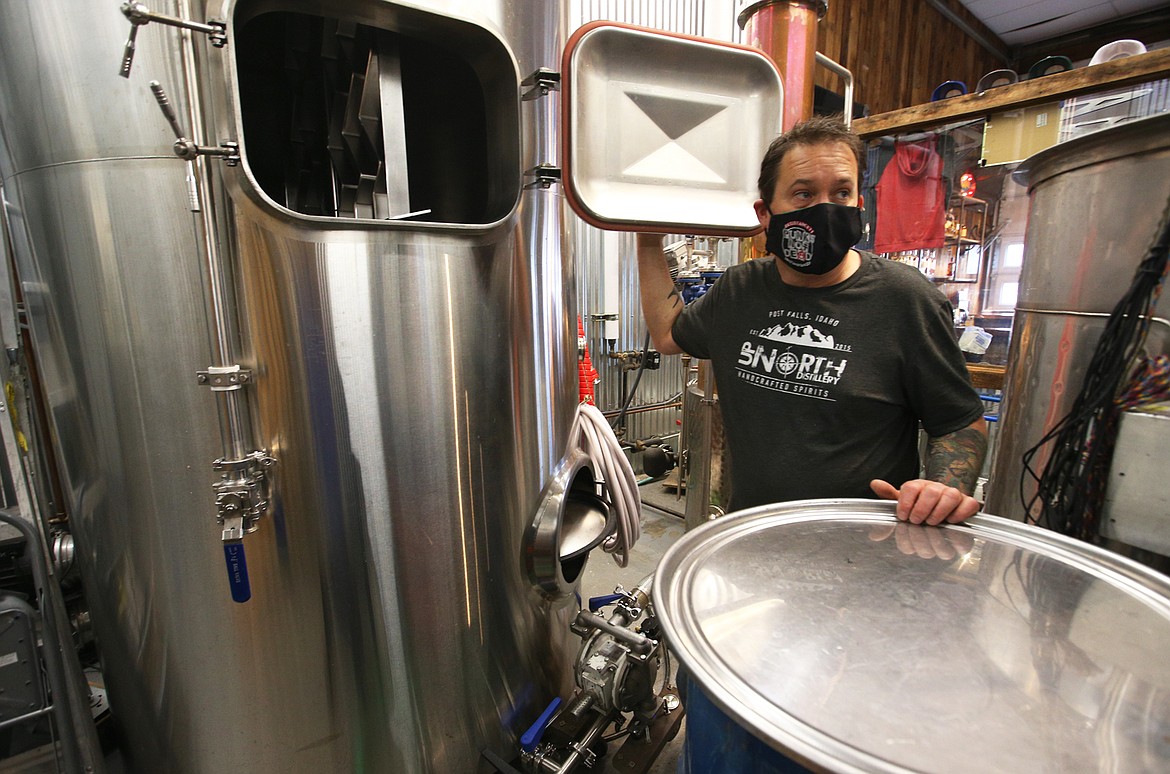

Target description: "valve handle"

left=149, top=81, right=186, bottom=141
left=588, top=592, right=623, bottom=612
left=119, top=23, right=140, bottom=78
left=519, top=697, right=561, bottom=752
left=223, top=542, right=251, bottom=603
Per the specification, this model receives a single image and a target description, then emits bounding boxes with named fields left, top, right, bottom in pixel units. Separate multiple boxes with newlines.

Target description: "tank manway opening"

left=234, top=4, right=519, bottom=224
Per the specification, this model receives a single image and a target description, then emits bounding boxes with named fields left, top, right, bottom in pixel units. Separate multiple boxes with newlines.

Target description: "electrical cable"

left=610, top=331, right=653, bottom=432
left=1019, top=189, right=1170, bottom=538
left=572, top=402, right=641, bottom=567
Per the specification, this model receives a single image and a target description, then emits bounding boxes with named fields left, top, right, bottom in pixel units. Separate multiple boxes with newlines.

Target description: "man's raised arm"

left=635, top=233, right=684, bottom=356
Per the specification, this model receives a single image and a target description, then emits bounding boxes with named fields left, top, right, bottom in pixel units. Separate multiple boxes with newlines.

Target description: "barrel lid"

left=655, top=499, right=1170, bottom=773
left=1013, top=111, right=1170, bottom=190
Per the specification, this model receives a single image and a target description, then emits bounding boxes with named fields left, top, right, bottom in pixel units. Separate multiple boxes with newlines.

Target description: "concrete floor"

left=580, top=481, right=688, bottom=774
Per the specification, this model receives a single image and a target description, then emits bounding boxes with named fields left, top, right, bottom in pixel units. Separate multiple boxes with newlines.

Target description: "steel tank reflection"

left=0, top=1, right=583, bottom=772
left=986, top=114, right=1170, bottom=534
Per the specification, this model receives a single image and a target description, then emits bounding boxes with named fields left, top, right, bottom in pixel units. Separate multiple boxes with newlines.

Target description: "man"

left=636, top=115, right=987, bottom=525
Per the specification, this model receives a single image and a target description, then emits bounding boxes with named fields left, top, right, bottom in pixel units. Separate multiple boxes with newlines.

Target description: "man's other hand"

left=869, top=478, right=980, bottom=525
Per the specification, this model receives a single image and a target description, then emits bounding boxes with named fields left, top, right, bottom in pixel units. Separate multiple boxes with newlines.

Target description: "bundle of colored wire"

left=573, top=402, right=641, bottom=567
left=1020, top=191, right=1170, bottom=539
left=1117, top=354, right=1170, bottom=409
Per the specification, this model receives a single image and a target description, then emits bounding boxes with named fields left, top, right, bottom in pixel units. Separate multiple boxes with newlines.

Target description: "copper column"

left=738, top=0, right=828, bottom=130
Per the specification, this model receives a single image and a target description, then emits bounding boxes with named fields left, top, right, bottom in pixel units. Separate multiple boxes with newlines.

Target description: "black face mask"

left=765, top=203, right=863, bottom=275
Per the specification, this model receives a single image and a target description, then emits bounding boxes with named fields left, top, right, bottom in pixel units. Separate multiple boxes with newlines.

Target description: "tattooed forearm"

left=925, top=422, right=988, bottom=496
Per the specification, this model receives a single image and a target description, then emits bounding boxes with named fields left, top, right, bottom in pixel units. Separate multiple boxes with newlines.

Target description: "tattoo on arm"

left=665, top=287, right=682, bottom=310
left=925, top=425, right=988, bottom=496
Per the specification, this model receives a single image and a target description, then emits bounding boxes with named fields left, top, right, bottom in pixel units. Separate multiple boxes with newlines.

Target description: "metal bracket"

left=120, top=2, right=227, bottom=78
left=196, top=364, right=252, bottom=391
left=521, top=67, right=560, bottom=100
left=526, top=164, right=561, bottom=189
left=172, top=139, right=240, bottom=166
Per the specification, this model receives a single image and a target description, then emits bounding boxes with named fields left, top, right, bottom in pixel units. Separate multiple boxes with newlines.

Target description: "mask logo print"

left=782, top=222, right=815, bottom=268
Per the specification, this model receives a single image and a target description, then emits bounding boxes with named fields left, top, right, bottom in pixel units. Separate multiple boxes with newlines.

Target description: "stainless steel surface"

left=656, top=498, right=1170, bottom=773
left=563, top=22, right=782, bottom=235
left=986, top=114, right=1170, bottom=528
left=1012, top=306, right=1170, bottom=333
left=570, top=0, right=732, bottom=40
left=1102, top=402, right=1170, bottom=556
left=0, top=0, right=592, bottom=772
left=814, top=51, right=852, bottom=126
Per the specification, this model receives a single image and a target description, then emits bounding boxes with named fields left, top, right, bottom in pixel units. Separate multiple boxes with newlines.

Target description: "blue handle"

left=224, top=542, right=252, bottom=603
left=588, top=593, right=623, bottom=612
left=520, top=697, right=561, bottom=752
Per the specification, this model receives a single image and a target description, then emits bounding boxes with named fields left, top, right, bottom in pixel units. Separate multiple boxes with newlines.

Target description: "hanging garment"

left=873, top=135, right=947, bottom=253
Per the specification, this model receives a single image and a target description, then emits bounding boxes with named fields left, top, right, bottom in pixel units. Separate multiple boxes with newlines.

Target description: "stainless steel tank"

left=986, top=114, right=1170, bottom=536
left=0, top=1, right=587, bottom=771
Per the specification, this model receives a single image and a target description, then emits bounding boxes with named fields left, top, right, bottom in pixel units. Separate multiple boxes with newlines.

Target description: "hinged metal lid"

left=655, top=499, right=1170, bottom=773
left=561, top=22, right=783, bottom=236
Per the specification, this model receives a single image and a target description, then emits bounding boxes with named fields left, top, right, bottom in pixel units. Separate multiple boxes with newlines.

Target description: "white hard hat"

left=1089, top=40, right=1147, bottom=66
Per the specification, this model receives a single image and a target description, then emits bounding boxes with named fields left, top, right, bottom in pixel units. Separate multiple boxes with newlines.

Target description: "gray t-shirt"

left=672, top=252, right=983, bottom=511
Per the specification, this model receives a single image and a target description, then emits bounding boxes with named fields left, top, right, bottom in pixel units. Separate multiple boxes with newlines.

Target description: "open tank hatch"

left=234, top=4, right=519, bottom=224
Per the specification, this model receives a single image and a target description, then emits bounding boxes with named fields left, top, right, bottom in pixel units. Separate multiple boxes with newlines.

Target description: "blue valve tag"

left=520, top=697, right=562, bottom=752
left=224, top=543, right=251, bottom=603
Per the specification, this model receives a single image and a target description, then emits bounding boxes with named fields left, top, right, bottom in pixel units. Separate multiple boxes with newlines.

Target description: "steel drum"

left=655, top=499, right=1170, bottom=773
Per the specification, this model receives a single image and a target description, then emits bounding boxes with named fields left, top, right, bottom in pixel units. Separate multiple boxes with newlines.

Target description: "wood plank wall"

left=814, top=0, right=1004, bottom=116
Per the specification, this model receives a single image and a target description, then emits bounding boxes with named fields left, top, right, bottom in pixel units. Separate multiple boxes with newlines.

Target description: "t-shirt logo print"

left=782, top=221, right=815, bottom=268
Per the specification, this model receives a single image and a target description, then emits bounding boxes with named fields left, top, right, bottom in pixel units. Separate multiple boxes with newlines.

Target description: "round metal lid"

left=1012, top=111, right=1170, bottom=190
left=655, top=499, right=1170, bottom=773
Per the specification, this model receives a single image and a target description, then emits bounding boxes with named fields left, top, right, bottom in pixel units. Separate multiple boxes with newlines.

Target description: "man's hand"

left=870, top=478, right=981, bottom=525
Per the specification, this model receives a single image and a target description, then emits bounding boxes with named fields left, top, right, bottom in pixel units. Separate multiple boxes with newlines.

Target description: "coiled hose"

left=572, top=402, right=641, bottom=567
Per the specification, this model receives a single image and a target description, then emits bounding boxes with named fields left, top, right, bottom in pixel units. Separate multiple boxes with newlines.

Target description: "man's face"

left=754, top=141, right=861, bottom=228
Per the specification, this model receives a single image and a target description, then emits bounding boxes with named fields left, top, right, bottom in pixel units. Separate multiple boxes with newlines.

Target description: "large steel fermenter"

left=0, top=1, right=589, bottom=771
left=985, top=114, right=1170, bottom=538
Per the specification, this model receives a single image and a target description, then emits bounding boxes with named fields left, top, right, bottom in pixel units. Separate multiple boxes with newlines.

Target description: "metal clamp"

left=120, top=2, right=226, bottom=78
left=149, top=82, right=240, bottom=165
left=196, top=364, right=253, bottom=391
left=213, top=451, right=276, bottom=540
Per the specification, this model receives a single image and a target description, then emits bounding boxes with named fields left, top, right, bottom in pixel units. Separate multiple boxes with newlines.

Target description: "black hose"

left=610, top=330, right=653, bottom=432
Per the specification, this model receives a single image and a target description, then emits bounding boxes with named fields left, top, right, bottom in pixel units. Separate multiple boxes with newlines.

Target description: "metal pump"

left=516, top=578, right=682, bottom=774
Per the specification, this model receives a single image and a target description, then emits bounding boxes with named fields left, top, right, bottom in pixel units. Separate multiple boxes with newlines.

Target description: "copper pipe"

left=738, top=1, right=826, bottom=129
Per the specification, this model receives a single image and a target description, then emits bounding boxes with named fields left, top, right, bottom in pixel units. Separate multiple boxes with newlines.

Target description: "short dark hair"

left=757, top=114, right=866, bottom=204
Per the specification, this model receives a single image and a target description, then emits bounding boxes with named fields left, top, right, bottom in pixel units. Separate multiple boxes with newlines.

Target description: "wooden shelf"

left=852, top=48, right=1170, bottom=140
